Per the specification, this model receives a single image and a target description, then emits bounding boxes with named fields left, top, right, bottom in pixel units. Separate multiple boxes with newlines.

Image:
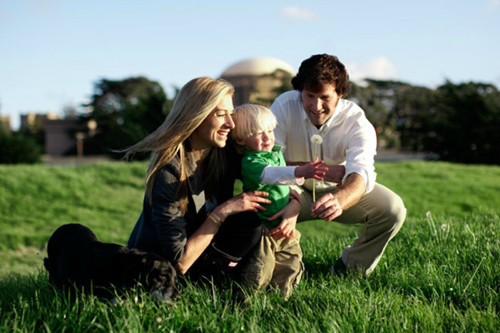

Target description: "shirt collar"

left=243, top=145, right=283, bottom=156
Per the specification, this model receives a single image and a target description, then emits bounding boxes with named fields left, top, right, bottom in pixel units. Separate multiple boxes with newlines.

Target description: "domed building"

left=220, top=57, right=296, bottom=107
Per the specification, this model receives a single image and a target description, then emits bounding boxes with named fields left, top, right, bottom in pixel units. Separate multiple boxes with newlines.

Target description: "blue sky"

left=1, top=0, right=499, bottom=129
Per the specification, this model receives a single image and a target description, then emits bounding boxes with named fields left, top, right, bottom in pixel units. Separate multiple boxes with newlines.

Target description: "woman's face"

left=192, top=94, right=235, bottom=150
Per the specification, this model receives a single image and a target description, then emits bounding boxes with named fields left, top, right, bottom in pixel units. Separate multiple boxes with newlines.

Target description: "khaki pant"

left=240, top=228, right=304, bottom=299
left=298, top=183, right=406, bottom=276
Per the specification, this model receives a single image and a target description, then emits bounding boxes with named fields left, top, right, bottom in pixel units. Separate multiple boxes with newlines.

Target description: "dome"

left=221, top=57, right=296, bottom=77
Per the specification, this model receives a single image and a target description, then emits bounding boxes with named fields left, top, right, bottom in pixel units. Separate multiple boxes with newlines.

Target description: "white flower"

left=310, top=134, right=323, bottom=144
left=310, top=134, right=323, bottom=202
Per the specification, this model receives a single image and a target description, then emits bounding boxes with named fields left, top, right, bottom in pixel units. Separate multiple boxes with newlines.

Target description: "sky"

left=1, top=0, right=499, bottom=130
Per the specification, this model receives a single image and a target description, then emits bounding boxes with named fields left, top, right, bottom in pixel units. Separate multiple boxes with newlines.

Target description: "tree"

left=392, top=84, right=435, bottom=152
left=349, top=79, right=500, bottom=164
left=84, top=77, right=173, bottom=158
left=426, top=81, right=500, bottom=163
left=349, top=79, right=410, bottom=149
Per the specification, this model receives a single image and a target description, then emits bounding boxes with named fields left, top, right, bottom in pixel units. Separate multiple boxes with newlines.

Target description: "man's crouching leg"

left=335, top=183, right=406, bottom=276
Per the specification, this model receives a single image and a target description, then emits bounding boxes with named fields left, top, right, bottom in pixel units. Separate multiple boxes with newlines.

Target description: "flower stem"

left=313, top=141, right=317, bottom=202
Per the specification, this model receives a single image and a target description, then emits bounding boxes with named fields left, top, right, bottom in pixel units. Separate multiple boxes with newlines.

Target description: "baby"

left=232, top=103, right=327, bottom=299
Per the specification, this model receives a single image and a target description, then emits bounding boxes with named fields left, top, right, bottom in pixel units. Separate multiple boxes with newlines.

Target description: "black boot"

left=331, top=256, right=348, bottom=277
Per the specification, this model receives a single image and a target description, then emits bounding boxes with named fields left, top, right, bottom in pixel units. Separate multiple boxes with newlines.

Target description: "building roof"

left=221, top=57, right=296, bottom=77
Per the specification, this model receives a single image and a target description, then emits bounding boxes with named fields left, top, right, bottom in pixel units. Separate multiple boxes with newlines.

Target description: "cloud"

left=28, top=0, right=59, bottom=13
left=280, top=6, right=317, bottom=21
left=488, top=0, right=499, bottom=8
left=495, top=75, right=500, bottom=89
left=347, top=57, right=398, bottom=83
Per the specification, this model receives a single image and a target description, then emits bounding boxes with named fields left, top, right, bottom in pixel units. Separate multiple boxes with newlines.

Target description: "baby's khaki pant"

left=298, top=183, right=406, bottom=276
left=240, top=228, right=304, bottom=299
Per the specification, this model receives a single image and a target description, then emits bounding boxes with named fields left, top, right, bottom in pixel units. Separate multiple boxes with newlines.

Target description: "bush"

left=0, top=128, right=42, bottom=164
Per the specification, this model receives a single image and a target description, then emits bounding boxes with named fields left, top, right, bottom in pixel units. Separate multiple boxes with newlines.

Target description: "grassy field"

left=0, top=161, right=499, bottom=332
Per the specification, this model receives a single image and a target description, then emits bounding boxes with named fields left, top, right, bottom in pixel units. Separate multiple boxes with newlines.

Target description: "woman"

left=125, top=77, right=299, bottom=283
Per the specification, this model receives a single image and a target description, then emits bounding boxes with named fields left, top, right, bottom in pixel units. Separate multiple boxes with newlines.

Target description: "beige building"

left=220, top=57, right=295, bottom=107
left=17, top=112, right=97, bottom=157
left=0, top=115, right=10, bottom=131
left=43, top=118, right=84, bottom=156
left=20, top=112, right=59, bottom=132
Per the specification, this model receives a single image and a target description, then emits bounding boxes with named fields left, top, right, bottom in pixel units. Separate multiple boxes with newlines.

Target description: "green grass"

left=0, top=161, right=499, bottom=332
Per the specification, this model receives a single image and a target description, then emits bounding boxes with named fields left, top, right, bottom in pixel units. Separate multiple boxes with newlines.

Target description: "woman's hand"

left=267, top=195, right=300, bottom=239
left=215, top=191, right=271, bottom=220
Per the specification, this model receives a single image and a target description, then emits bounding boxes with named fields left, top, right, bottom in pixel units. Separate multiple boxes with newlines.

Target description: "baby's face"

left=239, top=128, right=275, bottom=152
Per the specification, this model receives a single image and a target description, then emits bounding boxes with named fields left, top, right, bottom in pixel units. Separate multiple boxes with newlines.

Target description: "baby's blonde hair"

left=232, top=104, right=277, bottom=141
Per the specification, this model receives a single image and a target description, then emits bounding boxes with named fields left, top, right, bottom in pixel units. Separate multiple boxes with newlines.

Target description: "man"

left=270, top=54, right=406, bottom=276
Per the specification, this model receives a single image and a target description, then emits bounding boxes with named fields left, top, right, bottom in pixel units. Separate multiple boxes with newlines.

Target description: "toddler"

left=232, top=103, right=327, bottom=299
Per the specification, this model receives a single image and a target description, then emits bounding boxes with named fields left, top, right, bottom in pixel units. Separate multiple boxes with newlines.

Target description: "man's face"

left=301, top=83, right=342, bottom=127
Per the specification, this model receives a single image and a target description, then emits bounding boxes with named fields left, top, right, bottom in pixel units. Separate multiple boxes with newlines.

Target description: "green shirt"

left=240, top=145, right=290, bottom=228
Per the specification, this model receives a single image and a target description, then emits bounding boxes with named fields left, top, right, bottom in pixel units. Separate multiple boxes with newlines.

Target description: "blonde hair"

left=123, top=77, right=234, bottom=211
left=232, top=104, right=277, bottom=142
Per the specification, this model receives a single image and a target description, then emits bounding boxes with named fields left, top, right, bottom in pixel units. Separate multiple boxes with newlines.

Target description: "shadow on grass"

left=297, top=219, right=362, bottom=279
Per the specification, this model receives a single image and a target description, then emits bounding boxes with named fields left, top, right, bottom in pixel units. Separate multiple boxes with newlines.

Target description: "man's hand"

left=324, top=165, right=346, bottom=184
left=311, top=192, right=343, bottom=221
left=311, top=173, right=365, bottom=221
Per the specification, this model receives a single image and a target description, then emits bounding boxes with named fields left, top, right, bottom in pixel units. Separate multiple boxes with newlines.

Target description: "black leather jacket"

left=128, top=144, right=240, bottom=264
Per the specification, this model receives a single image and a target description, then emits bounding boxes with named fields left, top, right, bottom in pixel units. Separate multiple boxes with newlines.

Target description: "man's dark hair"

left=291, top=54, right=350, bottom=96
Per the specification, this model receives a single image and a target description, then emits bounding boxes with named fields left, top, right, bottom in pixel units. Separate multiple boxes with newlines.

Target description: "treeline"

left=1, top=77, right=499, bottom=164
left=351, top=79, right=500, bottom=164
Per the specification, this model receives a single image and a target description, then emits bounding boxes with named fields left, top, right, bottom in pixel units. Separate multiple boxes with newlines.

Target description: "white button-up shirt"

left=270, top=90, right=377, bottom=194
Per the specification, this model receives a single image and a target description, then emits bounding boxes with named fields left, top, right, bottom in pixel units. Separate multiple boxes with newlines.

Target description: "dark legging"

left=187, top=211, right=262, bottom=281
left=213, top=211, right=262, bottom=257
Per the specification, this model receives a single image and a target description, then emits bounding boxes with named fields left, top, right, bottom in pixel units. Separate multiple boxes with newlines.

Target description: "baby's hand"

left=295, top=158, right=328, bottom=180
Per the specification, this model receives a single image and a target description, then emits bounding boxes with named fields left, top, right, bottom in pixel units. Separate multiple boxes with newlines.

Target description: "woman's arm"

left=175, top=212, right=221, bottom=274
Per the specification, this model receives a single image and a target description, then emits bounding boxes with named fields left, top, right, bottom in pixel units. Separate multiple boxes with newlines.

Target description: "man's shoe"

left=330, top=257, right=348, bottom=277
